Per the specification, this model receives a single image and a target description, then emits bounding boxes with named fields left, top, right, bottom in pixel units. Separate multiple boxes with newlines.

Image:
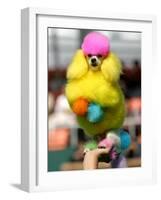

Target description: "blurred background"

left=48, top=28, right=141, bottom=171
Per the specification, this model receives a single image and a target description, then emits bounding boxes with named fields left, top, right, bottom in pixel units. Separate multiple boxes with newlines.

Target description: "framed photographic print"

left=21, top=7, right=156, bottom=192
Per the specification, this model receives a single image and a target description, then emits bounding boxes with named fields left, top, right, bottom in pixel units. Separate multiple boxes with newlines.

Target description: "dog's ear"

left=101, top=52, right=122, bottom=82
left=67, top=49, right=88, bottom=80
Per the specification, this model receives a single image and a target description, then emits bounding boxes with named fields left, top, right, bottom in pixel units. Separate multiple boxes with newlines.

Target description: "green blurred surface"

left=48, top=147, right=76, bottom=171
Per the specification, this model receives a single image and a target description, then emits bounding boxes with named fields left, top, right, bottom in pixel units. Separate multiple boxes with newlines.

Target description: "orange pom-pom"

left=72, top=98, right=89, bottom=116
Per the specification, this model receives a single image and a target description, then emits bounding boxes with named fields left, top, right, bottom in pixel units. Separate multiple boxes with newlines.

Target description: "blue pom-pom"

left=87, top=103, right=104, bottom=123
left=119, top=130, right=131, bottom=150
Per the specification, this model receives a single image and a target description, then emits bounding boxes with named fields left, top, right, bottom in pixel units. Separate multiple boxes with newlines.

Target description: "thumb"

left=96, top=148, right=110, bottom=156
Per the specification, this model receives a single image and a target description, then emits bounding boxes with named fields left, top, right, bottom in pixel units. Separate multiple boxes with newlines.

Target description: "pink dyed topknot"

left=81, top=32, right=110, bottom=56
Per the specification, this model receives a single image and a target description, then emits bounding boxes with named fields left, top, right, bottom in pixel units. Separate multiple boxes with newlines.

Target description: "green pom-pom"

left=84, top=140, right=97, bottom=150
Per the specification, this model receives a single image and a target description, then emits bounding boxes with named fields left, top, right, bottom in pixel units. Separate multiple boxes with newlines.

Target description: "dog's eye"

left=88, top=54, right=92, bottom=57
left=97, top=54, right=102, bottom=58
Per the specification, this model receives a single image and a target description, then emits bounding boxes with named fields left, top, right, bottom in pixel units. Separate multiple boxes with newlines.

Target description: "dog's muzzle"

left=89, top=56, right=101, bottom=70
left=91, top=57, right=97, bottom=66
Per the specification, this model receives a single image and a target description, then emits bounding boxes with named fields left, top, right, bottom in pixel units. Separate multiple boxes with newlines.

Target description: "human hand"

left=83, top=148, right=110, bottom=170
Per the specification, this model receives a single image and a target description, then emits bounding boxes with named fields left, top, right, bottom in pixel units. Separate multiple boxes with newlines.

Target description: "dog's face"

left=86, top=54, right=105, bottom=71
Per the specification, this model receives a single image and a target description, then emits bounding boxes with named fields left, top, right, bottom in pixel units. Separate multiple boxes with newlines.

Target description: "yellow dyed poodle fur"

left=65, top=49, right=125, bottom=136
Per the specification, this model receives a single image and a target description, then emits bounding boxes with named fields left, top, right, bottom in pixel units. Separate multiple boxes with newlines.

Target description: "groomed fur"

left=65, top=49, right=125, bottom=136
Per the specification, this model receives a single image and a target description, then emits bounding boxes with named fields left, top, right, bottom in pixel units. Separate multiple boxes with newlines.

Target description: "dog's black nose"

left=91, top=58, right=97, bottom=63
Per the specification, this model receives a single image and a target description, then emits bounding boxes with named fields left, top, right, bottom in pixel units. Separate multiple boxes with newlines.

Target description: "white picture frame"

left=21, top=7, right=157, bottom=192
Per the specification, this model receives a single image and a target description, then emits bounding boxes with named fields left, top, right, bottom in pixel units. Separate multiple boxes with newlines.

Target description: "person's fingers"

left=83, top=150, right=98, bottom=169
left=83, top=148, right=110, bottom=170
left=96, top=148, right=110, bottom=156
